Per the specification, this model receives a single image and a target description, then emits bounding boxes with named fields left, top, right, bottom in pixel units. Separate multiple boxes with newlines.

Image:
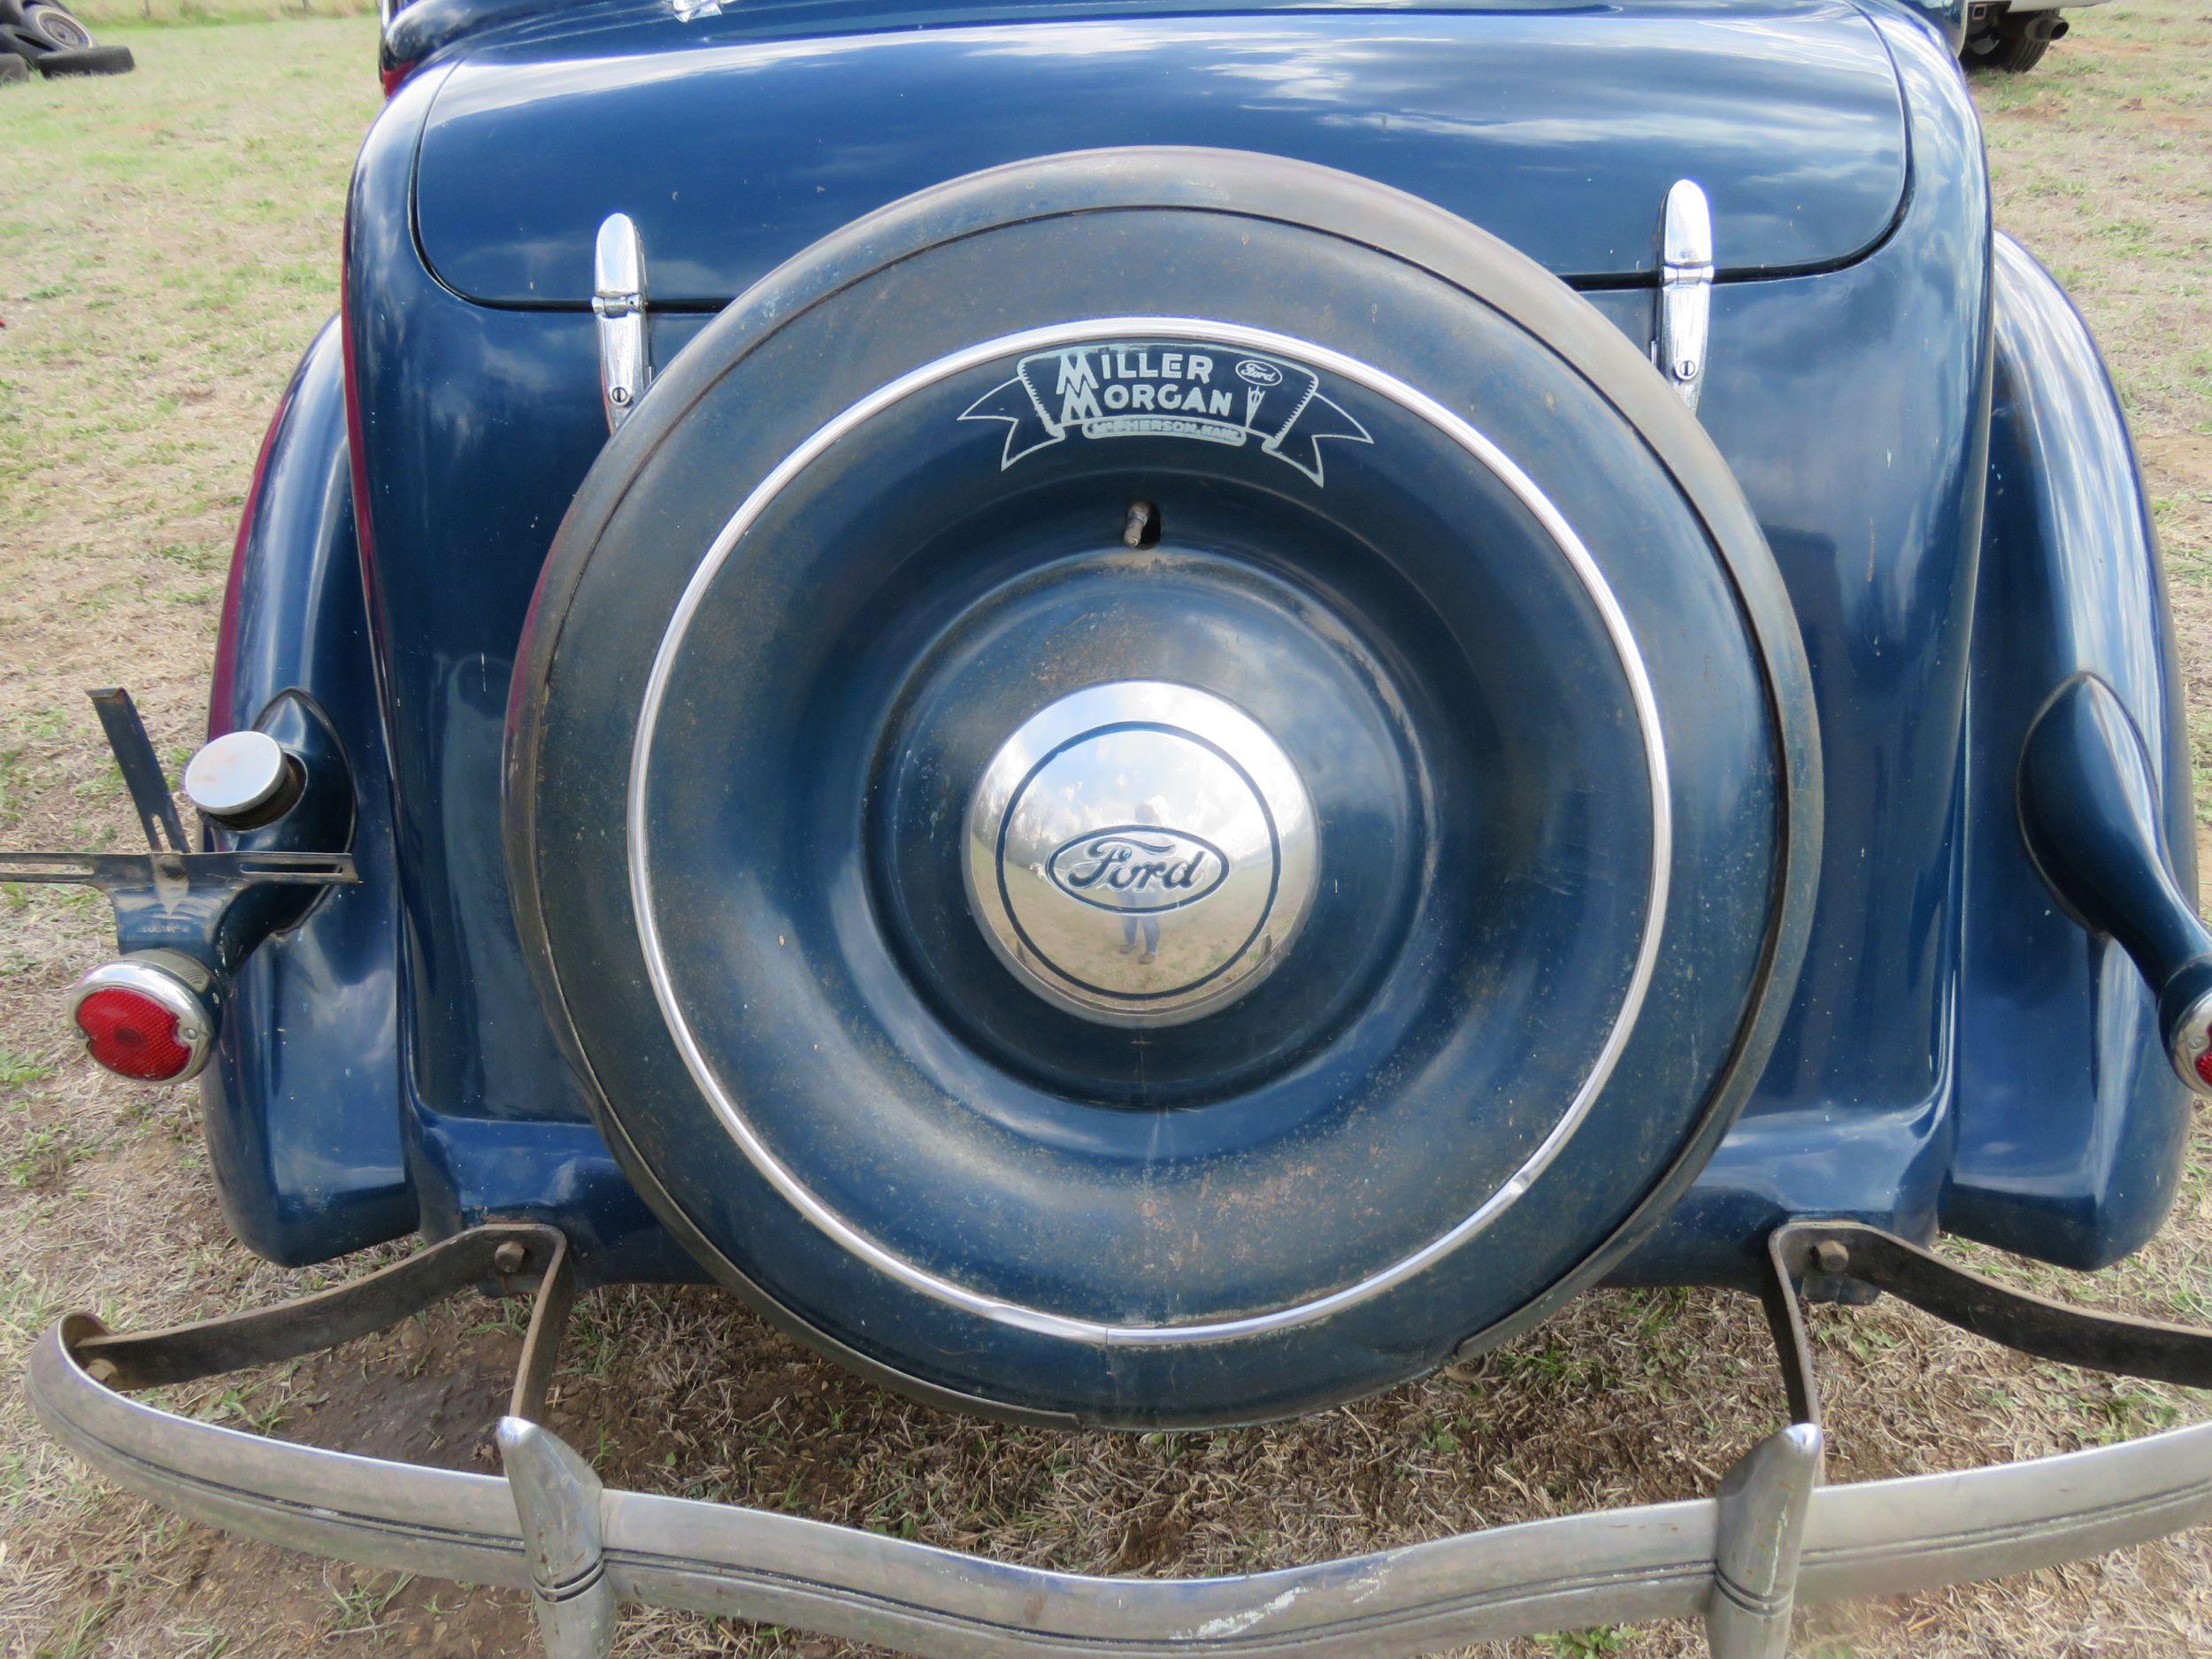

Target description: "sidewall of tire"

left=508, top=150, right=1824, bottom=1426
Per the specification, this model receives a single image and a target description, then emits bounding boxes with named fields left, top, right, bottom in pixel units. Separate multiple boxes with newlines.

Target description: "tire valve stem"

left=1123, top=500, right=1160, bottom=550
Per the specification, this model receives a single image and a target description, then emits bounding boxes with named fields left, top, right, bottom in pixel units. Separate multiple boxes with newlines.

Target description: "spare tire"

left=509, top=148, right=1820, bottom=1426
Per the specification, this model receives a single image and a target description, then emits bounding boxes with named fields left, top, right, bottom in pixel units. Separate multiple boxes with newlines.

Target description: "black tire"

left=0, top=52, right=29, bottom=84
left=21, top=1, right=94, bottom=49
left=511, top=146, right=1822, bottom=1426
left=35, top=42, right=133, bottom=75
left=1964, top=12, right=2059, bottom=73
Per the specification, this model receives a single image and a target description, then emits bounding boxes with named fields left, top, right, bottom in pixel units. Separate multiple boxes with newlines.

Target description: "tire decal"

left=960, top=341, right=1371, bottom=484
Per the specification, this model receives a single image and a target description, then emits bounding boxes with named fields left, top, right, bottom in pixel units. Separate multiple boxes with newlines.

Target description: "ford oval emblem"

left=1234, top=358, right=1285, bottom=388
left=1047, top=826, right=1229, bottom=913
left=965, top=682, right=1319, bottom=1026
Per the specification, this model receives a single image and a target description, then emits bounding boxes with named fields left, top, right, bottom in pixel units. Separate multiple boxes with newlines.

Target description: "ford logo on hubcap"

left=1047, top=827, right=1229, bottom=911
left=964, top=681, right=1318, bottom=1026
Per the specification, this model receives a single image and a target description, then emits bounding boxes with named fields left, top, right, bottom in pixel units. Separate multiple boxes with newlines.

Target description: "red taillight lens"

left=2195, top=1043, right=2212, bottom=1090
left=74, top=987, right=195, bottom=1080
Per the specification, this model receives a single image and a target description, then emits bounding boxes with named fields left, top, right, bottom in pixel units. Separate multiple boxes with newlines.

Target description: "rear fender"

left=1946, top=235, right=2193, bottom=1267
left=201, top=320, right=416, bottom=1266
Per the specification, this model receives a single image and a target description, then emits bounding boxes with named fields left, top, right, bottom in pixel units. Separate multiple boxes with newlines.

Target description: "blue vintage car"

left=14, top=0, right=2212, bottom=1653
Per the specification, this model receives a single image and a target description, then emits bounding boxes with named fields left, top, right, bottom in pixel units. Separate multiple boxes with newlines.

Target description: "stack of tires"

left=1, top=0, right=134, bottom=80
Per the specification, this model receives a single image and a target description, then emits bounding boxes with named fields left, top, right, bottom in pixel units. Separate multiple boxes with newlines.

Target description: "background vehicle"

left=11, top=0, right=2212, bottom=1653
left=1962, top=0, right=2105, bottom=70
left=0, top=0, right=133, bottom=75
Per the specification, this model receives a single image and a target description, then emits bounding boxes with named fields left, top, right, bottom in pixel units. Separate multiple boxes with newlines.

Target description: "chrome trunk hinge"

left=1655, top=180, right=1713, bottom=414
left=593, top=214, right=650, bottom=434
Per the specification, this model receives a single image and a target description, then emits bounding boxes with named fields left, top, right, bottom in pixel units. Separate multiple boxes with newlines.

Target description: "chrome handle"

left=1656, top=179, right=1714, bottom=414
left=593, top=214, right=650, bottom=434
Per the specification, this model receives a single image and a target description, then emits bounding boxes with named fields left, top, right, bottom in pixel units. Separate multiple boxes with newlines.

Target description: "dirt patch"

left=174, top=1528, right=534, bottom=1658
left=182, top=1326, right=542, bottom=1658
left=276, top=1325, right=522, bottom=1466
left=2142, top=433, right=2212, bottom=488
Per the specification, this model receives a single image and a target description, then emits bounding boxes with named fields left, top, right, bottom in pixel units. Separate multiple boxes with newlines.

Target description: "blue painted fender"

left=1942, top=236, right=2194, bottom=1268
left=200, top=320, right=417, bottom=1266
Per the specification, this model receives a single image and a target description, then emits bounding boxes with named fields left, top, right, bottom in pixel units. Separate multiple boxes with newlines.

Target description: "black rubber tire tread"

left=35, top=42, right=131, bottom=75
left=508, top=147, right=1826, bottom=1424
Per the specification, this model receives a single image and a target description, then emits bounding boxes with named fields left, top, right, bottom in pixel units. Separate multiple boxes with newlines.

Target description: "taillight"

left=67, top=957, right=217, bottom=1084
left=2167, top=993, right=2212, bottom=1099
left=76, top=989, right=192, bottom=1079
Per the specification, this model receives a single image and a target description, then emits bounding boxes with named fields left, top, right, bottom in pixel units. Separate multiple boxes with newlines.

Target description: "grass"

left=1976, top=1, right=2212, bottom=832
left=68, top=0, right=374, bottom=29
left=2, top=3, right=2211, bottom=1655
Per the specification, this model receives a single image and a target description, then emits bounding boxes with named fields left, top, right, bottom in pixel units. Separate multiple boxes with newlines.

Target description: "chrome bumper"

left=28, top=1221, right=2212, bottom=1659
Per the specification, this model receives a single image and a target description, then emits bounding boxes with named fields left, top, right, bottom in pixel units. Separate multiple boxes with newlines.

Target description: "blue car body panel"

left=1943, top=236, right=2194, bottom=1269
left=413, top=2, right=1909, bottom=303
left=199, top=0, right=2192, bottom=1291
left=202, top=323, right=415, bottom=1266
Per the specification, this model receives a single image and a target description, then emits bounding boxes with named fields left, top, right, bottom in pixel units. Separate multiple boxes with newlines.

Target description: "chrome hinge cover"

left=593, top=214, right=650, bottom=434
left=1655, top=179, right=1714, bottom=414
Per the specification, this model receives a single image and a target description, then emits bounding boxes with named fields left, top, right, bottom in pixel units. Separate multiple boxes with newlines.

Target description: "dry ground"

left=4, top=4, right=2212, bottom=1655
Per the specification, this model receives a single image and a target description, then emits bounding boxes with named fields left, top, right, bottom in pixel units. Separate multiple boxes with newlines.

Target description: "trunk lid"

left=412, top=0, right=1909, bottom=306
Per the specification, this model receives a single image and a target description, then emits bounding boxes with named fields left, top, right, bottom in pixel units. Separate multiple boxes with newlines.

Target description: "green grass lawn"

left=0, top=17, right=379, bottom=719
left=1971, top=0, right=2212, bottom=822
left=69, top=0, right=371, bottom=27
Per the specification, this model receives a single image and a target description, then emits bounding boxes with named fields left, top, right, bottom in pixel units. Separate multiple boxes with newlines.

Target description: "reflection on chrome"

left=964, top=681, right=1317, bottom=1026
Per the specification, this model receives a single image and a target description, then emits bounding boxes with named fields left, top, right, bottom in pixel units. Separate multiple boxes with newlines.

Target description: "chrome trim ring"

left=628, top=318, right=1671, bottom=1343
left=68, top=954, right=217, bottom=1085
left=2167, top=984, right=2212, bottom=1097
left=963, top=681, right=1318, bottom=1027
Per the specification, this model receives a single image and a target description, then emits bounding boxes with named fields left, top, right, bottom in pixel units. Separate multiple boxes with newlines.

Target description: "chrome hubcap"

left=964, top=681, right=1318, bottom=1026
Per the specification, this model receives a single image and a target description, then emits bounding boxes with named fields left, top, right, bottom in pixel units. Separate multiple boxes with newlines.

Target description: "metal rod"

left=88, top=687, right=188, bottom=854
